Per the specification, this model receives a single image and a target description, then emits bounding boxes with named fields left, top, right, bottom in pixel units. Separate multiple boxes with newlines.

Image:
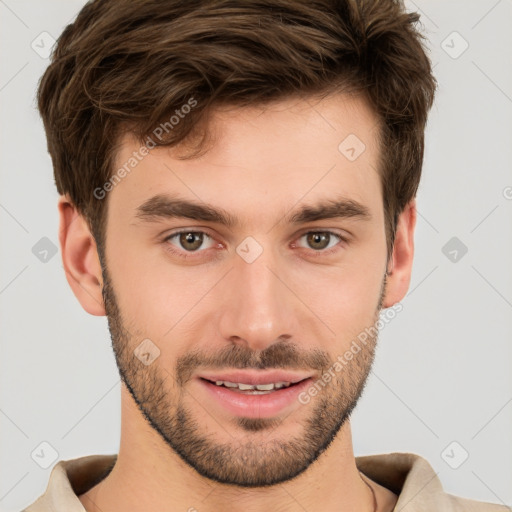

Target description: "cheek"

left=289, top=248, right=385, bottom=341
left=107, top=235, right=221, bottom=352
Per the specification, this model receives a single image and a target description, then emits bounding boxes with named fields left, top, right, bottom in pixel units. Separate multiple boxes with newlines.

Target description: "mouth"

left=195, top=370, right=313, bottom=418
left=198, top=369, right=311, bottom=384
left=202, top=379, right=299, bottom=394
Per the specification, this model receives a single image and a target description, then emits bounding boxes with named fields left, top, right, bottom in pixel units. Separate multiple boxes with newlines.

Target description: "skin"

left=58, top=92, right=415, bottom=512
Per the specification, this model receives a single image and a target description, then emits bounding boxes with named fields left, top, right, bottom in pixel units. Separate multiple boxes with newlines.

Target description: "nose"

left=217, top=248, right=299, bottom=352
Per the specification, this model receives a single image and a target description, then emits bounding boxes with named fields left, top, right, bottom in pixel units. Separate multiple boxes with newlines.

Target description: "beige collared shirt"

left=22, top=452, right=510, bottom=511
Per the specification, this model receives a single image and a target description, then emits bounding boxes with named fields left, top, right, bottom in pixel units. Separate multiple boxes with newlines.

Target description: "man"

left=24, top=0, right=508, bottom=511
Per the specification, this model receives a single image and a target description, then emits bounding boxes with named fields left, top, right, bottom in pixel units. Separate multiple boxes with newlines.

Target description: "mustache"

left=175, top=340, right=331, bottom=386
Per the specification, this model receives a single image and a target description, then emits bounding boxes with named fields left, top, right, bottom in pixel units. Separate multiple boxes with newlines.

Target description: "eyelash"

left=162, top=229, right=349, bottom=261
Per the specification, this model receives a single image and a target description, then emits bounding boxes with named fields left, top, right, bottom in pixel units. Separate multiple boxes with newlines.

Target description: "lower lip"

left=198, top=378, right=312, bottom=418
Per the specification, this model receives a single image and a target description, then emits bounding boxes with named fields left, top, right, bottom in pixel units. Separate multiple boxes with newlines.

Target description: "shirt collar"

left=356, top=452, right=451, bottom=512
left=27, top=452, right=452, bottom=512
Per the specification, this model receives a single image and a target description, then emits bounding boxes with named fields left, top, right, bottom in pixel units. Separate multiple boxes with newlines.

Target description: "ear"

left=58, top=194, right=106, bottom=316
left=382, top=199, right=416, bottom=308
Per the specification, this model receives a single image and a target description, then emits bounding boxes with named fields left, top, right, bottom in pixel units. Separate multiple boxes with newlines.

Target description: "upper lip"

left=198, top=370, right=312, bottom=386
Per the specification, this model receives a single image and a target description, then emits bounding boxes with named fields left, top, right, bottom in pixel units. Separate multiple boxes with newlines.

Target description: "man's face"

left=100, top=93, right=388, bottom=487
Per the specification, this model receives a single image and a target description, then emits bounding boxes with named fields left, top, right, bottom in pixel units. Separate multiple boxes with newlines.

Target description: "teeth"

left=213, top=380, right=292, bottom=391
left=215, top=381, right=238, bottom=388
left=254, top=383, right=274, bottom=391
left=237, top=383, right=255, bottom=390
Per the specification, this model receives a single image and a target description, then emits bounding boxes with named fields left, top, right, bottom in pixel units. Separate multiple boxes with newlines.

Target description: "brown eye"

left=305, top=232, right=332, bottom=250
left=293, top=231, right=348, bottom=255
left=178, top=232, right=204, bottom=251
left=164, top=231, right=215, bottom=254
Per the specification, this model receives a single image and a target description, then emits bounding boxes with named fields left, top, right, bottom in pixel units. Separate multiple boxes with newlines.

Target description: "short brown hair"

left=37, top=0, right=436, bottom=262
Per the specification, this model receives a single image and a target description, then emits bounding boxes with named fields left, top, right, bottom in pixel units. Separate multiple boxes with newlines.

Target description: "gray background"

left=1, top=1, right=511, bottom=511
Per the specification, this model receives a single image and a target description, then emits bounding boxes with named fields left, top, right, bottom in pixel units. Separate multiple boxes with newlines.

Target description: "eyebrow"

left=133, top=193, right=371, bottom=228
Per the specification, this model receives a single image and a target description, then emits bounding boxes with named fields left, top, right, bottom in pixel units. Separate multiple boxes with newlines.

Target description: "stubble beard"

left=101, top=264, right=385, bottom=487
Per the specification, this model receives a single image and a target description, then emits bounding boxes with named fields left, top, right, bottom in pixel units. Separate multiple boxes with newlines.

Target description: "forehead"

left=108, top=93, right=383, bottom=227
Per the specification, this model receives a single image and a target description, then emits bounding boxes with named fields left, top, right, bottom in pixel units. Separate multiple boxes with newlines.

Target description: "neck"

left=79, top=386, right=381, bottom=512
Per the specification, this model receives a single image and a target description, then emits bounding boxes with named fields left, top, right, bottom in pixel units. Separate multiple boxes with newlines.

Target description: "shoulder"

left=22, top=454, right=117, bottom=512
left=444, top=493, right=511, bottom=512
left=355, top=452, right=509, bottom=512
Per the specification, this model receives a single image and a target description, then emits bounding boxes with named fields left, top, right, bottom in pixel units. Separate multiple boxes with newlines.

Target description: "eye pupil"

left=180, top=232, right=203, bottom=251
left=307, top=232, right=330, bottom=250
